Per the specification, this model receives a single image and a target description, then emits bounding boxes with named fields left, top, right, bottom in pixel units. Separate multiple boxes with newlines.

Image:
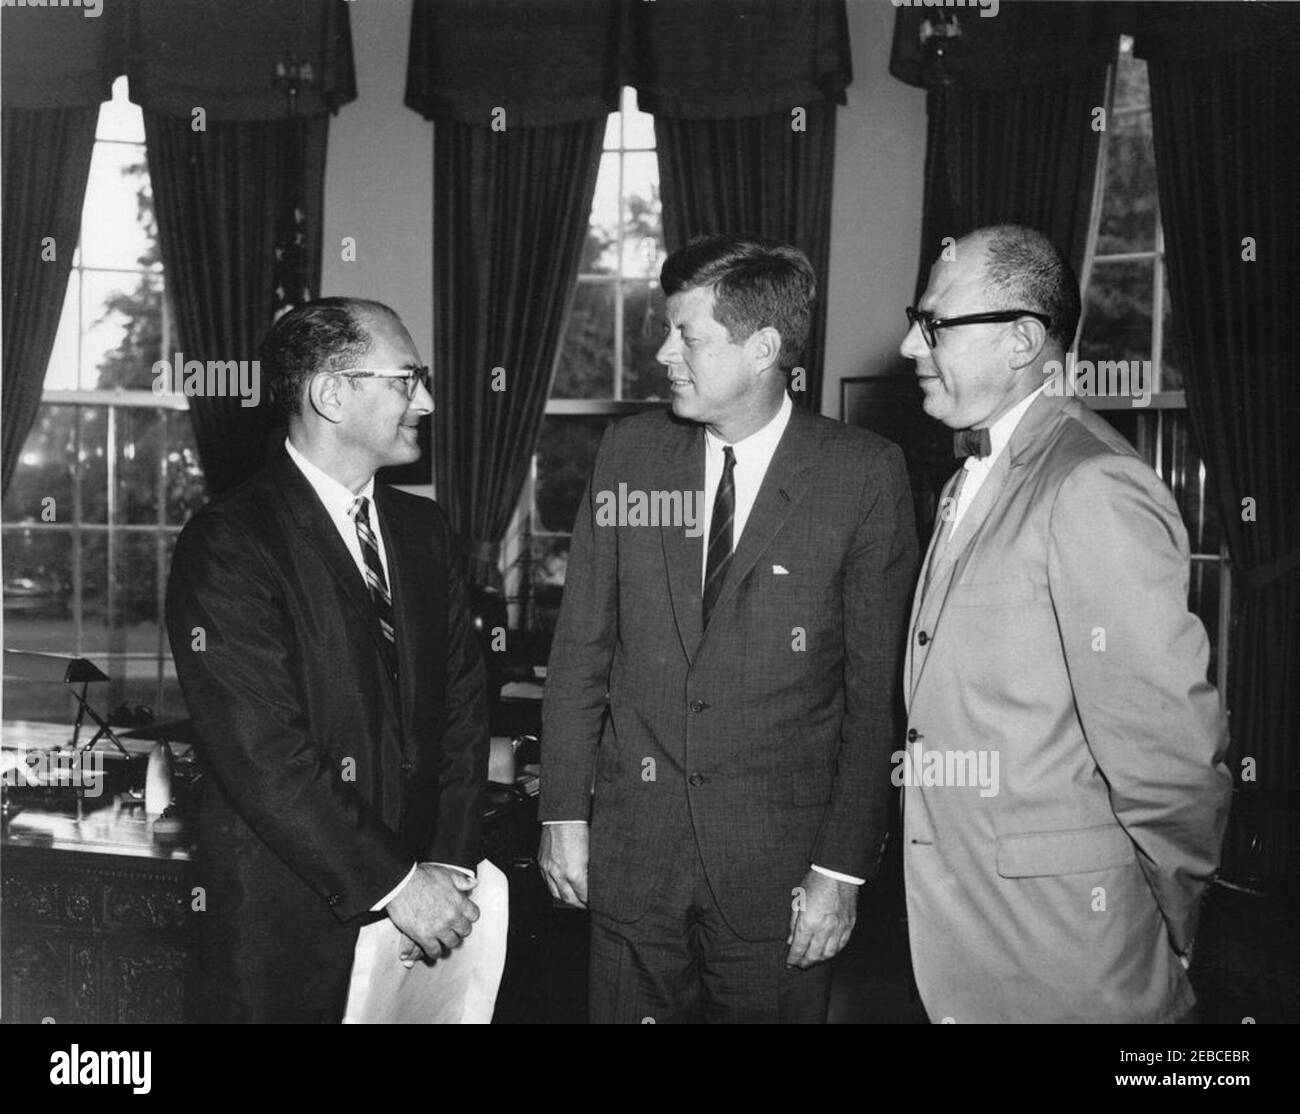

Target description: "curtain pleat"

left=2, top=106, right=100, bottom=494
left=144, top=111, right=328, bottom=496
left=432, top=118, right=605, bottom=587
left=1146, top=40, right=1300, bottom=881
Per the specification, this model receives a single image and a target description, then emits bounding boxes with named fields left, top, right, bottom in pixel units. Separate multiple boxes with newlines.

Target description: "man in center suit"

left=899, top=225, right=1232, bottom=1023
left=166, top=298, right=489, bottom=1023
left=538, top=233, right=918, bottom=1023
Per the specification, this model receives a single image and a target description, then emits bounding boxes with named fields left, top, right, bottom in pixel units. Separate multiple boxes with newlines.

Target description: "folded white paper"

left=343, top=859, right=508, bottom=1024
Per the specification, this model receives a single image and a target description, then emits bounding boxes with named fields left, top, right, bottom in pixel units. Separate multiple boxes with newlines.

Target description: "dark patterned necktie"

left=349, top=496, right=397, bottom=673
left=703, top=445, right=736, bottom=628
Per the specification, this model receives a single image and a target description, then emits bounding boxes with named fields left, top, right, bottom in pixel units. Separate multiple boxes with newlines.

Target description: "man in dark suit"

left=166, top=297, right=489, bottom=1023
left=538, top=234, right=918, bottom=1023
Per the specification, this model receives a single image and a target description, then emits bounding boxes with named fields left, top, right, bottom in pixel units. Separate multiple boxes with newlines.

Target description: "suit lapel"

left=907, top=390, right=1071, bottom=700
left=375, top=485, right=422, bottom=724
left=660, top=424, right=706, bottom=661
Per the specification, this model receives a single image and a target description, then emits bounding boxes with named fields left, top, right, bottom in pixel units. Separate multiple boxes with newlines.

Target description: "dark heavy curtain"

left=656, top=104, right=838, bottom=411
left=890, top=0, right=1116, bottom=294
left=144, top=112, right=329, bottom=496
left=1, top=107, right=99, bottom=494
left=914, top=68, right=1109, bottom=298
left=129, top=0, right=353, bottom=495
left=1, top=0, right=120, bottom=494
left=1140, top=18, right=1300, bottom=880
left=432, top=120, right=604, bottom=587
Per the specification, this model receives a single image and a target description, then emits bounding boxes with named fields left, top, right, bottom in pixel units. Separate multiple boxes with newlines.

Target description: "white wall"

left=822, top=0, right=929, bottom=416
left=320, top=0, right=433, bottom=374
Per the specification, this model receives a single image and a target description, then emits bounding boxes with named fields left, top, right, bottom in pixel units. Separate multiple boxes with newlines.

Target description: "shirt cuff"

left=371, top=863, right=417, bottom=911
left=428, top=861, right=476, bottom=880
left=811, top=863, right=866, bottom=886
left=541, top=819, right=589, bottom=825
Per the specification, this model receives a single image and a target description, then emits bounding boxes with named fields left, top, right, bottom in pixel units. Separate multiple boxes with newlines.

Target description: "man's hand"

left=538, top=822, right=589, bottom=908
left=385, top=863, right=479, bottom=961
left=786, top=870, right=858, bottom=968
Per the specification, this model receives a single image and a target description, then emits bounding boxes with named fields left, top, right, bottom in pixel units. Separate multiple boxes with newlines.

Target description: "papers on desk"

left=342, top=859, right=508, bottom=1024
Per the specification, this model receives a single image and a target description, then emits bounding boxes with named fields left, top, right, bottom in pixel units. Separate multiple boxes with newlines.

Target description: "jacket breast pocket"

left=996, top=824, right=1136, bottom=878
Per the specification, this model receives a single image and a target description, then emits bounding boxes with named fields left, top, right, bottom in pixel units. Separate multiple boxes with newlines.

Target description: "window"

left=505, top=88, right=666, bottom=631
left=1079, top=36, right=1230, bottom=693
left=2, top=76, right=205, bottom=724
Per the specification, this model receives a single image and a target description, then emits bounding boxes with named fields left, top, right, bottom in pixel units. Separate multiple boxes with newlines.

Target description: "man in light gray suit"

left=900, top=224, right=1232, bottom=1023
left=538, top=233, right=917, bottom=1023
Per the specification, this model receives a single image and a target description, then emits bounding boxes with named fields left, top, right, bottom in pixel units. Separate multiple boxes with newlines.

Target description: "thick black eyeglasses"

left=905, top=307, right=1051, bottom=349
left=333, top=366, right=432, bottom=399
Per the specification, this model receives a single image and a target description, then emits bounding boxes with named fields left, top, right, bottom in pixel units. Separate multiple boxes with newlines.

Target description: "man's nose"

left=900, top=319, right=928, bottom=361
left=656, top=335, right=678, bottom=366
left=410, top=379, right=434, bottom=415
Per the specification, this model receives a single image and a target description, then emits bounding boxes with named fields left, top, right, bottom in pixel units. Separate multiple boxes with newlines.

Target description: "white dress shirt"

left=284, top=439, right=470, bottom=911
left=949, top=384, right=1046, bottom=533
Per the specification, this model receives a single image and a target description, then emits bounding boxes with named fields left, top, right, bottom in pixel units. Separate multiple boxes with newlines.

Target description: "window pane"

left=2, top=405, right=77, bottom=523
left=583, top=152, right=622, bottom=275
left=78, top=530, right=110, bottom=653
left=164, top=411, right=207, bottom=524
left=1097, top=109, right=1156, bottom=255
left=554, top=281, right=615, bottom=399
left=621, top=156, right=662, bottom=277
left=1, top=527, right=81, bottom=721
left=115, top=531, right=164, bottom=643
left=44, top=277, right=81, bottom=391
left=1080, top=258, right=1154, bottom=366
left=78, top=142, right=154, bottom=270
left=78, top=406, right=109, bottom=525
left=622, top=282, right=667, bottom=400
left=535, top=416, right=611, bottom=534
left=116, top=407, right=164, bottom=525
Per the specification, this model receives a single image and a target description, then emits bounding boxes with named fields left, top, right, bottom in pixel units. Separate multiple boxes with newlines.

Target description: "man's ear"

left=747, top=325, right=783, bottom=375
left=307, top=371, right=345, bottom=423
left=1007, top=317, right=1048, bottom=371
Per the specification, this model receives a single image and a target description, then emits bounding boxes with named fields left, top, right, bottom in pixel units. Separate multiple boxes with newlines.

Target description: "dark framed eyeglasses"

left=333, top=366, right=433, bottom=399
left=905, top=306, right=1051, bottom=349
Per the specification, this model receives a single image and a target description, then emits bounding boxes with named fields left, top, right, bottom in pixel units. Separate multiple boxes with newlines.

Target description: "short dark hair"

left=660, top=233, right=816, bottom=372
left=259, top=297, right=397, bottom=421
left=973, top=225, right=1081, bottom=352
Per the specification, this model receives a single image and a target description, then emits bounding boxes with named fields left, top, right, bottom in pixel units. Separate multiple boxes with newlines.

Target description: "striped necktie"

left=703, top=445, right=736, bottom=628
left=349, top=496, right=398, bottom=671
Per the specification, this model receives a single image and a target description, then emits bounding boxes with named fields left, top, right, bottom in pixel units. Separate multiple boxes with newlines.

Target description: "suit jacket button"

left=689, top=773, right=706, bottom=787
left=400, top=759, right=413, bottom=773
left=689, top=700, right=708, bottom=713
left=917, top=630, right=929, bottom=646
left=907, top=728, right=922, bottom=743
left=327, top=893, right=341, bottom=907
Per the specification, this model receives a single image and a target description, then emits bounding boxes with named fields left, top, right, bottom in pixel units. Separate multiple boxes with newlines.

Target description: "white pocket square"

left=772, top=565, right=789, bottom=575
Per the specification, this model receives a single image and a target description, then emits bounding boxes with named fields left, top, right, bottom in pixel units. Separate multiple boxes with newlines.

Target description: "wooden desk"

left=2, top=787, right=542, bottom=1024
left=1, top=809, right=198, bottom=1023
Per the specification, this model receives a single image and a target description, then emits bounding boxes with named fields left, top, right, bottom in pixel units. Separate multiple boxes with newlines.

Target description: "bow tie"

left=953, top=427, right=992, bottom=459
